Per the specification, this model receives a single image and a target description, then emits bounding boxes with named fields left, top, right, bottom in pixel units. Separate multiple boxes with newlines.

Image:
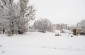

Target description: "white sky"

left=30, top=0, right=85, bottom=26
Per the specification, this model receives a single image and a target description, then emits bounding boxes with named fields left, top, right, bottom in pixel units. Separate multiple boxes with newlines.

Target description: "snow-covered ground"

left=0, top=32, right=85, bottom=55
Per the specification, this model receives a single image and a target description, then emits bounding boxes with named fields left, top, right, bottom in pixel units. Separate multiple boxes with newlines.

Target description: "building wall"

left=52, top=24, right=68, bottom=30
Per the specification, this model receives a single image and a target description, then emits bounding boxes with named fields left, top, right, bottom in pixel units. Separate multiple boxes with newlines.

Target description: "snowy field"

left=0, top=32, right=85, bottom=55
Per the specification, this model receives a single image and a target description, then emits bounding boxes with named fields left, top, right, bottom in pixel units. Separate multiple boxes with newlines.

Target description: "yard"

left=0, top=32, right=85, bottom=55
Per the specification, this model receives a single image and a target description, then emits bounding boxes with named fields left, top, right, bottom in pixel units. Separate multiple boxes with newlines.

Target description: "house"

left=52, top=24, right=68, bottom=30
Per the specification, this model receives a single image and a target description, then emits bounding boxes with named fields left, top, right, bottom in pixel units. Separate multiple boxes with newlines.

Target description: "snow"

left=54, top=30, right=61, bottom=33
left=0, top=32, right=85, bottom=55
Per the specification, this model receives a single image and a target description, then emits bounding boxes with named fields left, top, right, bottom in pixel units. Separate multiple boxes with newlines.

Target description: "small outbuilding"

left=73, top=29, right=77, bottom=35
left=72, top=28, right=85, bottom=35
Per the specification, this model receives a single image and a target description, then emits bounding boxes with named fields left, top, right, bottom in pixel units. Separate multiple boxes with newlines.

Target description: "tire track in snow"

left=41, top=46, right=85, bottom=51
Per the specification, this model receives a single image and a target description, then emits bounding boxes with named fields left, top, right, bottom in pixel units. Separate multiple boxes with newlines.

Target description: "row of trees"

left=33, top=18, right=85, bottom=34
left=0, top=0, right=35, bottom=36
left=0, top=0, right=52, bottom=35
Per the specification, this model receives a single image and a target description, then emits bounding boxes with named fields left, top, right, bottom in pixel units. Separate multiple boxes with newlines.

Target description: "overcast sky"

left=29, top=0, right=85, bottom=26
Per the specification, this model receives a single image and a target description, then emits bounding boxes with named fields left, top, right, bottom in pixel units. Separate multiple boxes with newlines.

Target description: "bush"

left=80, top=32, right=85, bottom=35
left=55, top=33, right=61, bottom=36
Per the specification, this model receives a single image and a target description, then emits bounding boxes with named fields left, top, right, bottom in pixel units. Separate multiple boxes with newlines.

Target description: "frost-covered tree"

left=0, top=0, right=35, bottom=35
left=77, top=19, right=85, bottom=32
left=0, top=0, right=13, bottom=34
left=34, top=18, right=52, bottom=33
